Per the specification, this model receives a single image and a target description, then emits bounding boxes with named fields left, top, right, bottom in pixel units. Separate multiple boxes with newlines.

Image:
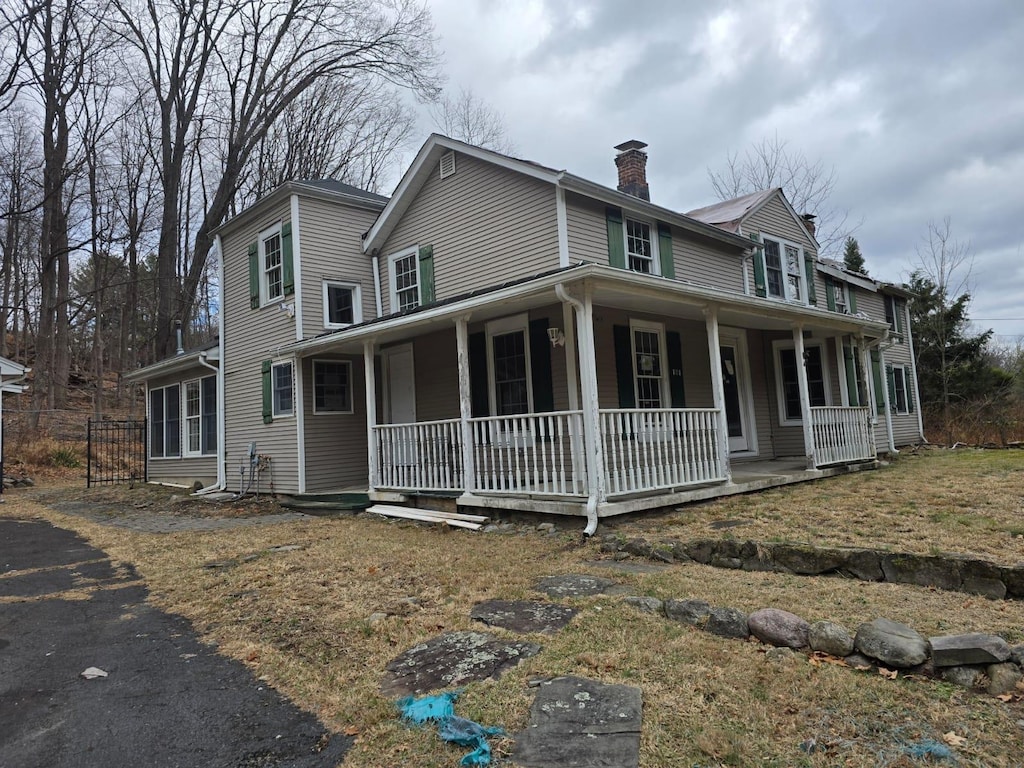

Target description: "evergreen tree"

left=843, top=236, right=867, bottom=274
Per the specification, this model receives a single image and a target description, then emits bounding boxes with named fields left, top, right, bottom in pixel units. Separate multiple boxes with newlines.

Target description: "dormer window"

left=625, top=218, right=655, bottom=273
left=755, top=235, right=808, bottom=303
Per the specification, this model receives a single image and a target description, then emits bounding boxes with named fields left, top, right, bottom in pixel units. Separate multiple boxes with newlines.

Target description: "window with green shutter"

left=749, top=233, right=766, bottom=297
left=605, top=207, right=626, bottom=269
left=418, top=245, right=435, bottom=304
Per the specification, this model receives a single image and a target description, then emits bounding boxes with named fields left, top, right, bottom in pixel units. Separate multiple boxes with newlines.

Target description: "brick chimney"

left=801, top=213, right=817, bottom=237
left=614, top=140, right=650, bottom=201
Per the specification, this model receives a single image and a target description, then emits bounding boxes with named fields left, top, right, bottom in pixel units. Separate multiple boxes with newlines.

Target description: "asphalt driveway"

left=0, top=518, right=349, bottom=768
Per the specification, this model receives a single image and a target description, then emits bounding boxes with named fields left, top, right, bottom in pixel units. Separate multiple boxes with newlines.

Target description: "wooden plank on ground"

left=368, top=505, right=482, bottom=530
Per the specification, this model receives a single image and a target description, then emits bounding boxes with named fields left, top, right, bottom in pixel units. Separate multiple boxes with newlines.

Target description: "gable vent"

left=439, top=150, right=456, bottom=179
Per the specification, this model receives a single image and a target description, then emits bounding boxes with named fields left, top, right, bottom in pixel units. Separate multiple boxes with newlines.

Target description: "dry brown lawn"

left=3, top=448, right=1023, bottom=767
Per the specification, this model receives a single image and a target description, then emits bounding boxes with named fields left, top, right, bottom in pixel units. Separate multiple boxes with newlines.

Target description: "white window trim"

left=388, top=246, right=420, bottom=314
left=148, top=383, right=181, bottom=460
left=182, top=375, right=217, bottom=457
left=772, top=339, right=831, bottom=427
left=321, top=280, right=362, bottom=329
left=892, top=365, right=910, bottom=414
left=271, top=360, right=294, bottom=418
left=760, top=235, right=807, bottom=304
left=312, top=359, right=354, bottom=415
left=832, top=281, right=849, bottom=314
left=485, top=313, right=534, bottom=417
left=622, top=215, right=661, bottom=276
left=629, top=319, right=669, bottom=409
left=258, top=223, right=284, bottom=307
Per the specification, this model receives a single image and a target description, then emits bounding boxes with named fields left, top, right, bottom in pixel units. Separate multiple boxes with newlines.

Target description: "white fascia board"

left=362, top=134, right=561, bottom=254
left=558, top=175, right=753, bottom=251
left=122, top=350, right=218, bottom=383
left=0, top=358, right=27, bottom=377
left=817, top=262, right=878, bottom=292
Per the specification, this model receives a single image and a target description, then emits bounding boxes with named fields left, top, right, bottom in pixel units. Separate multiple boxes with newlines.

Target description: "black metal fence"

left=86, top=419, right=147, bottom=487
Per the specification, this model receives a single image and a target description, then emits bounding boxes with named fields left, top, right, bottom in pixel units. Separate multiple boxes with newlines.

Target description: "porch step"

left=367, top=504, right=486, bottom=530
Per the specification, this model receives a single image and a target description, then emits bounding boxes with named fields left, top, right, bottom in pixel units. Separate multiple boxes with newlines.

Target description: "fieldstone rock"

left=740, top=541, right=781, bottom=573
left=772, top=544, right=845, bottom=575
left=381, top=631, right=541, bottom=697
left=706, top=607, right=749, bottom=639
left=844, top=652, right=877, bottom=670
left=1001, top=566, right=1024, bottom=599
left=929, top=633, right=1012, bottom=667
left=986, top=662, right=1022, bottom=696
left=709, top=540, right=743, bottom=568
left=842, top=549, right=884, bottom=581
left=599, top=542, right=619, bottom=554
left=748, top=608, right=810, bottom=648
left=537, top=522, right=556, bottom=533
left=512, top=676, right=642, bottom=768
left=880, top=554, right=961, bottom=591
left=1010, top=644, right=1024, bottom=667
left=470, top=600, right=577, bottom=634
left=664, top=599, right=711, bottom=627
left=765, top=647, right=802, bottom=663
left=682, top=540, right=714, bottom=564
left=854, top=618, right=929, bottom=668
left=622, top=538, right=654, bottom=558
left=534, top=574, right=618, bottom=598
left=809, top=620, right=855, bottom=657
left=622, top=596, right=663, bottom=615
left=962, top=576, right=1007, bottom=599
left=941, top=665, right=983, bottom=688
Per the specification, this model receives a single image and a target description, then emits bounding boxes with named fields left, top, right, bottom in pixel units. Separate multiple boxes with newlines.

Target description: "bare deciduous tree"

left=429, top=86, right=514, bottom=153
left=707, top=133, right=857, bottom=255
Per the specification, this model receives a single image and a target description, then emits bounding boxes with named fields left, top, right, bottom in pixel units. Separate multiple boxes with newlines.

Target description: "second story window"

left=758, top=236, right=807, bottom=303
left=323, top=281, right=362, bottom=329
left=391, top=248, right=420, bottom=312
left=261, top=228, right=283, bottom=302
left=625, top=218, right=655, bottom=273
left=884, top=295, right=906, bottom=340
left=832, top=281, right=848, bottom=314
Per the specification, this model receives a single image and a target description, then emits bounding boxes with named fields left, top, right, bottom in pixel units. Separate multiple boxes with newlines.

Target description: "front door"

left=719, top=330, right=755, bottom=454
left=383, top=344, right=416, bottom=463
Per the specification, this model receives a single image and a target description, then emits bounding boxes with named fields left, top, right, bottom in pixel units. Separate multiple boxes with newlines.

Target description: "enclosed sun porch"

left=292, top=265, right=891, bottom=520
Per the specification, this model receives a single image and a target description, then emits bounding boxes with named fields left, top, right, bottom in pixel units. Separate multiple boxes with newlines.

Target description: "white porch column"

left=792, top=325, right=817, bottom=469
left=703, top=306, right=732, bottom=483
left=573, top=286, right=606, bottom=502
left=455, top=315, right=475, bottom=495
left=363, top=339, right=378, bottom=491
left=562, top=302, right=579, bottom=412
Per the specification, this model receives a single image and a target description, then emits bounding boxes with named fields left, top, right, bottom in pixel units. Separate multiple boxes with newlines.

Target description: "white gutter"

left=371, top=252, right=383, bottom=318
left=193, top=234, right=228, bottom=495
left=555, top=282, right=599, bottom=537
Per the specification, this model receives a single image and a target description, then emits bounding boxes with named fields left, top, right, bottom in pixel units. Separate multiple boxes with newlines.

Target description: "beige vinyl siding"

left=222, top=197, right=300, bottom=492
left=145, top=366, right=218, bottom=485
left=566, top=193, right=746, bottom=292
left=301, top=355, right=369, bottom=491
left=377, top=154, right=559, bottom=315
left=298, top=197, right=380, bottom=338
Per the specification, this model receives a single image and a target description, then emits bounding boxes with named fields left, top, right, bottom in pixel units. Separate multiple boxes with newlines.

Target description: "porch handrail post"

left=364, top=339, right=379, bottom=492
left=792, top=324, right=817, bottom=469
left=858, top=334, right=876, bottom=457
left=455, top=314, right=475, bottom=494
left=572, top=284, right=605, bottom=502
left=703, top=305, right=732, bottom=484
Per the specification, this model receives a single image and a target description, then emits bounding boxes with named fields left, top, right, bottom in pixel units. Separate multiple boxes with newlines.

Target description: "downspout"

left=193, top=350, right=225, bottom=493
left=555, top=282, right=599, bottom=537
left=371, top=251, right=383, bottom=318
left=903, top=303, right=927, bottom=443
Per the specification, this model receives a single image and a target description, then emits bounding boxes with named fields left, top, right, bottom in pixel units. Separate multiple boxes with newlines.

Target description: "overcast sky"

left=410, top=0, right=1024, bottom=342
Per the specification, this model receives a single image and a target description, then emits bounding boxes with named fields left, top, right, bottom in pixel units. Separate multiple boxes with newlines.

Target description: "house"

left=1, top=355, right=30, bottom=495
left=124, top=136, right=924, bottom=530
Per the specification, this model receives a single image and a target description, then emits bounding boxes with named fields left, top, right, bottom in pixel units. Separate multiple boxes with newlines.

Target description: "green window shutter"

left=612, top=325, right=635, bottom=408
left=843, top=343, right=859, bottom=406
left=606, top=207, right=625, bottom=269
left=418, top=245, right=435, bottom=304
left=886, top=364, right=896, bottom=410
left=666, top=330, right=686, bottom=407
left=248, top=242, right=260, bottom=308
left=824, top=276, right=836, bottom=311
left=749, top=233, right=766, bottom=297
left=528, top=318, right=555, bottom=412
left=261, top=359, right=273, bottom=423
left=871, top=350, right=885, bottom=414
left=468, top=331, right=489, bottom=417
left=657, top=222, right=675, bottom=279
left=906, top=369, right=915, bottom=413
left=804, top=255, right=817, bottom=305
left=848, top=286, right=858, bottom=314
left=281, top=222, right=294, bottom=295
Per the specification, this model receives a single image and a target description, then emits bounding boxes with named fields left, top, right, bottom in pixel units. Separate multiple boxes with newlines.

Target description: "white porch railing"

left=811, top=406, right=875, bottom=467
left=375, top=418, right=463, bottom=491
left=600, top=408, right=725, bottom=496
left=470, top=411, right=586, bottom=496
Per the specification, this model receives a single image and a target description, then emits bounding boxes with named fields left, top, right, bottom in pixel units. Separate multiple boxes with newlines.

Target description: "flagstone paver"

left=470, top=600, right=577, bottom=634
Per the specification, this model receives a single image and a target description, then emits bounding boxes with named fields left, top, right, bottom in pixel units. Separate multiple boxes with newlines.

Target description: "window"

left=184, top=375, right=217, bottom=456
left=631, top=321, right=667, bottom=409
left=149, top=384, right=181, bottom=458
left=624, top=217, right=657, bottom=274
left=260, top=225, right=283, bottom=303
left=759, top=236, right=806, bottom=302
left=892, top=365, right=909, bottom=414
left=884, top=295, right=905, bottom=340
left=322, top=281, right=362, bottom=328
left=832, top=281, right=849, bottom=314
left=390, top=248, right=420, bottom=312
left=272, top=361, right=293, bottom=417
left=773, top=341, right=829, bottom=425
left=313, top=360, right=352, bottom=413
left=486, top=314, right=533, bottom=416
